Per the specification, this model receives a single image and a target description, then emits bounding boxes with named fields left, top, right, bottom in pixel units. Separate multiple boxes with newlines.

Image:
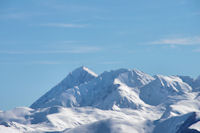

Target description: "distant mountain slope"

left=179, top=75, right=200, bottom=91
left=140, top=75, right=192, bottom=106
left=194, top=76, right=200, bottom=91
left=31, top=66, right=97, bottom=109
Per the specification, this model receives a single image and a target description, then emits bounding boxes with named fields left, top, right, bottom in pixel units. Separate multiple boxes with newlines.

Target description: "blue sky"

left=0, top=0, right=200, bottom=110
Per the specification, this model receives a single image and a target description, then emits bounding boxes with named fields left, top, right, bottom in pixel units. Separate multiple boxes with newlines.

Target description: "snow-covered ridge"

left=0, top=66, right=200, bottom=133
left=82, top=66, right=98, bottom=77
left=31, top=67, right=155, bottom=110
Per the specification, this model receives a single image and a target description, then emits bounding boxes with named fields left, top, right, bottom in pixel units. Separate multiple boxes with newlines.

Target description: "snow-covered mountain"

left=0, top=66, right=200, bottom=133
left=31, top=67, right=154, bottom=110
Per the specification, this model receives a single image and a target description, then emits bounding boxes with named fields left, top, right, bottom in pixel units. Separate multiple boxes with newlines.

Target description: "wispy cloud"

left=98, top=61, right=122, bottom=65
left=42, top=2, right=101, bottom=13
left=0, top=61, right=64, bottom=65
left=192, top=12, right=200, bottom=16
left=0, top=13, right=27, bottom=19
left=149, top=36, right=200, bottom=46
left=193, top=48, right=200, bottom=52
left=30, top=61, right=62, bottom=65
left=39, top=23, right=87, bottom=28
left=0, top=12, right=47, bottom=19
left=0, top=46, right=101, bottom=55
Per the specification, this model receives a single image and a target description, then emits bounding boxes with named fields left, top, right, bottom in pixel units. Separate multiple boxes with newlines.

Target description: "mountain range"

left=0, top=66, right=200, bottom=133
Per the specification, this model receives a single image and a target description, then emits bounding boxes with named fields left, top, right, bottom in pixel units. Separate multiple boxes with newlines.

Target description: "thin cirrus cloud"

left=0, top=61, right=65, bottom=65
left=0, top=12, right=48, bottom=19
left=98, top=61, right=122, bottom=65
left=39, top=23, right=88, bottom=28
left=30, top=60, right=82, bottom=65
left=0, top=46, right=101, bottom=55
left=30, top=61, right=62, bottom=65
left=149, top=36, right=200, bottom=46
left=193, top=48, right=200, bottom=52
left=192, top=12, right=200, bottom=16
left=0, top=13, right=28, bottom=19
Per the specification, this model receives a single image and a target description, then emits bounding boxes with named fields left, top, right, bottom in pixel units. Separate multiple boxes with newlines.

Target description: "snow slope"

left=179, top=75, right=200, bottom=91
left=140, top=75, right=192, bottom=106
left=31, top=66, right=97, bottom=109
left=0, top=66, right=200, bottom=133
left=0, top=106, right=162, bottom=133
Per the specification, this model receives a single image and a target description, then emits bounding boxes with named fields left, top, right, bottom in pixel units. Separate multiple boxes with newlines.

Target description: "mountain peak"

left=116, top=68, right=154, bottom=88
left=73, top=66, right=98, bottom=78
left=99, top=68, right=154, bottom=88
left=30, top=66, right=97, bottom=109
